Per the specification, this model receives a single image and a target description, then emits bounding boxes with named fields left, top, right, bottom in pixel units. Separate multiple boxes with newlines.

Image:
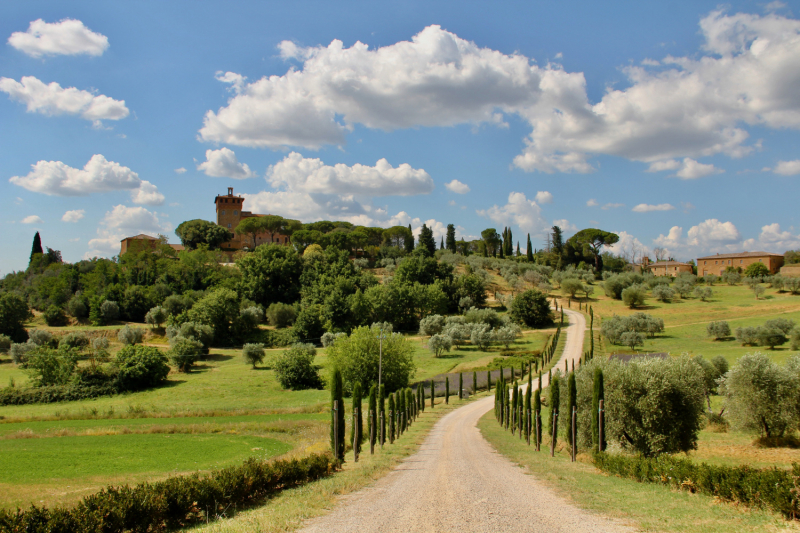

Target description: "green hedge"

left=0, top=383, right=119, bottom=406
left=0, top=452, right=337, bottom=532
left=593, top=451, right=800, bottom=517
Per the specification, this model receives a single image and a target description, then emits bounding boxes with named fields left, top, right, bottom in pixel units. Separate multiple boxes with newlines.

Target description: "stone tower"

left=215, top=187, right=245, bottom=248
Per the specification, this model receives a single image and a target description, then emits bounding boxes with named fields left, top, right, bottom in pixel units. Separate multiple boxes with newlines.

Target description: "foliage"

left=266, top=302, right=297, bottom=328
left=428, top=333, right=452, bottom=357
left=0, top=334, right=10, bottom=354
left=115, top=345, right=170, bottom=391
left=117, top=325, right=144, bottom=346
left=145, top=306, right=168, bottom=328
left=66, top=295, right=88, bottom=319
left=188, top=288, right=253, bottom=344
left=651, top=284, right=674, bottom=302
left=242, top=343, right=266, bottom=368
left=175, top=219, right=233, bottom=250
left=166, top=321, right=214, bottom=354
left=418, top=314, right=445, bottom=336
left=9, top=342, right=33, bottom=364
left=509, top=289, right=552, bottom=327
left=416, top=223, right=436, bottom=257
left=0, top=292, right=31, bottom=342
left=693, top=286, right=712, bottom=301
left=0, top=453, right=336, bottom=532
left=706, top=321, right=731, bottom=340
left=330, top=367, right=345, bottom=459
left=601, top=313, right=664, bottom=344
left=619, top=331, right=644, bottom=350
left=43, top=304, right=68, bottom=326
left=593, top=452, right=800, bottom=518
left=168, top=337, right=203, bottom=372
left=320, top=331, right=345, bottom=347
left=744, top=262, right=770, bottom=278
left=274, top=343, right=323, bottom=390
left=621, top=285, right=646, bottom=308
left=59, top=331, right=90, bottom=351
left=326, top=326, right=414, bottom=394
left=721, top=270, right=741, bottom=285
left=293, top=304, right=325, bottom=342
left=236, top=244, right=303, bottom=307
left=470, top=324, right=493, bottom=350
left=25, top=347, right=79, bottom=386
left=28, top=329, right=56, bottom=347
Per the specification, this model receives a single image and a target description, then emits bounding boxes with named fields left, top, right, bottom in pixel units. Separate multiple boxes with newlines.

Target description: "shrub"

left=162, top=294, right=193, bottom=316
left=719, top=352, right=797, bottom=438
left=168, top=337, right=203, bottom=372
left=92, top=337, right=110, bottom=352
left=784, top=277, right=800, bottom=295
left=266, top=302, right=297, bottom=328
left=509, top=289, right=552, bottom=327
left=0, top=382, right=118, bottom=406
left=59, top=332, right=90, bottom=351
left=144, top=306, right=168, bottom=329
left=25, top=347, right=79, bottom=386
left=28, top=329, right=56, bottom=347
left=66, top=295, right=88, bottom=319
left=274, top=343, right=323, bottom=390
left=419, top=314, right=445, bottom=336
left=735, top=326, right=759, bottom=346
left=0, top=334, right=11, bottom=354
left=166, top=321, right=213, bottom=354
left=651, top=285, right=674, bottom=302
left=243, top=343, right=266, bottom=368
left=791, top=327, right=800, bottom=350
left=117, top=325, right=144, bottom=346
left=463, top=307, right=503, bottom=328
left=693, top=286, right=712, bottom=301
left=621, top=286, right=646, bottom=308
left=115, top=345, right=170, bottom=391
left=320, top=331, right=345, bottom=347
left=43, top=305, right=68, bottom=327
left=744, top=262, right=770, bottom=278
left=619, top=331, right=644, bottom=350
left=428, top=334, right=452, bottom=357
left=100, top=300, right=120, bottom=322
left=9, top=342, right=33, bottom=364
left=706, top=321, right=731, bottom=340
left=470, top=323, right=493, bottom=350
left=756, top=327, right=787, bottom=349
left=0, top=292, right=31, bottom=342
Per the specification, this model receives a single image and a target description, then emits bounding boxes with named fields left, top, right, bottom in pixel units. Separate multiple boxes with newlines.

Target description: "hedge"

left=0, top=452, right=338, bottom=532
left=593, top=451, right=800, bottom=518
left=0, top=383, right=119, bottom=406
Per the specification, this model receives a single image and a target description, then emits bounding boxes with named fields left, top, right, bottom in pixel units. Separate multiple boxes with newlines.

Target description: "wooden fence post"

left=599, top=399, right=605, bottom=452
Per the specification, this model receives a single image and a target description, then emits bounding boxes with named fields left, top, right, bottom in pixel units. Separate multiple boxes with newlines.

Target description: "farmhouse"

left=120, top=234, right=184, bottom=254
left=642, top=260, right=693, bottom=277
left=696, top=251, right=784, bottom=276
left=215, top=187, right=291, bottom=251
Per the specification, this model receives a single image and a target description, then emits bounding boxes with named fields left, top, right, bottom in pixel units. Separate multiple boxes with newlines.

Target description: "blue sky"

left=2, top=0, right=800, bottom=274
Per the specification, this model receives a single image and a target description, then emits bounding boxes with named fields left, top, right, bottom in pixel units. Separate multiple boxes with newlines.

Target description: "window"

left=227, top=223, right=231, bottom=229
left=715, top=261, right=718, bottom=265
left=221, top=210, right=226, bottom=215
left=704, top=261, right=707, bottom=265
left=740, top=260, right=743, bottom=264
left=233, top=210, right=238, bottom=215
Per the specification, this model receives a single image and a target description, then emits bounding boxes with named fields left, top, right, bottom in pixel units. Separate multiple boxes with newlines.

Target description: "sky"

left=2, top=0, right=800, bottom=274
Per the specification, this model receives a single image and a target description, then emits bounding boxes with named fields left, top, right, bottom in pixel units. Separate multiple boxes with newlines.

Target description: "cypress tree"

left=446, top=224, right=457, bottom=253
left=534, top=388, right=542, bottom=446
left=548, top=374, right=560, bottom=443
left=499, top=244, right=504, bottom=259
left=525, top=382, right=532, bottom=443
left=388, top=393, right=396, bottom=443
left=419, top=384, right=424, bottom=412
left=350, top=382, right=363, bottom=455
left=407, top=388, right=414, bottom=423
left=459, top=373, right=463, bottom=399
left=511, top=383, right=518, bottom=434
left=566, top=373, right=576, bottom=447
left=473, top=371, right=477, bottom=394
left=592, top=368, right=604, bottom=451
left=445, top=376, right=450, bottom=404
left=505, top=383, right=511, bottom=429
left=538, top=371, right=542, bottom=391
left=330, top=368, right=345, bottom=461
left=487, top=370, right=492, bottom=391
left=405, top=224, right=414, bottom=253
left=397, top=388, right=405, bottom=434
left=526, top=233, right=533, bottom=262
left=379, top=384, right=386, bottom=445
left=516, top=242, right=520, bottom=257
left=29, top=231, right=43, bottom=264
left=507, top=228, right=513, bottom=256
left=430, top=380, right=434, bottom=408
left=368, top=385, right=377, bottom=451
left=440, top=236, right=444, bottom=250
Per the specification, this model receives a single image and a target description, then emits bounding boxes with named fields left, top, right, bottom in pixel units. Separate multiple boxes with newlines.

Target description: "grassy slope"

left=479, top=411, right=800, bottom=533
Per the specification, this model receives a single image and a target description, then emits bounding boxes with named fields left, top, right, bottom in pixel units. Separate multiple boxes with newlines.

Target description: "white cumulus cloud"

left=0, top=76, right=129, bottom=123
left=653, top=219, right=742, bottom=259
left=10, top=154, right=164, bottom=205
left=476, top=192, right=548, bottom=237
left=267, top=152, right=433, bottom=196
left=197, top=148, right=255, bottom=179
left=62, top=209, right=85, bottom=222
left=444, top=179, right=470, bottom=194
left=674, top=158, right=724, bottom=179
left=602, top=203, right=625, bottom=210
left=742, top=223, right=800, bottom=251
left=87, top=205, right=171, bottom=257
left=586, top=199, right=598, bottom=207
left=21, top=215, right=43, bottom=224
left=773, top=160, right=800, bottom=175
left=174, top=167, right=187, bottom=174
left=632, top=203, right=676, bottom=212
left=8, top=18, right=108, bottom=58
left=535, top=191, right=553, bottom=204
left=646, top=159, right=681, bottom=172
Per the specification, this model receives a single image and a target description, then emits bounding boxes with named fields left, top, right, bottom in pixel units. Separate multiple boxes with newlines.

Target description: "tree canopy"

left=175, top=219, right=233, bottom=250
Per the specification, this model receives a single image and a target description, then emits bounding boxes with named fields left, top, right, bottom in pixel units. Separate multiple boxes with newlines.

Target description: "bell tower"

left=214, top=187, right=244, bottom=247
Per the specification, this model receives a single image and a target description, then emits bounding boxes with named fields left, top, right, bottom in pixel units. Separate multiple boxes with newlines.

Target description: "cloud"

left=267, top=152, right=433, bottom=196
left=674, top=158, right=724, bottom=179
left=87, top=205, right=171, bottom=257
left=476, top=192, right=548, bottom=236
left=535, top=191, right=553, bottom=204
left=444, top=179, right=470, bottom=194
left=197, top=147, right=255, bottom=179
left=601, top=203, right=624, bottom=210
left=586, top=199, right=598, bottom=207
left=632, top=203, right=676, bottom=212
left=605, top=231, right=649, bottom=261
left=646, top=159, right=681, bottom=172
left=552, top=218, right=576, bottom=232
left=773, top=160, right=800, bottom=175
left=21, top=215, right=42, bottom=224
left=214, top=71, right=247, bottom=93
left=174, top=167, right=187, bottom=174
left=10, top=154, right=164, bottom=205
left=8, top=18, right=108, bottom=58
left=0, top=76, right=129, bottom=123
left=62, top=209, right=85, bottom=222
left=742, top=223, right=800, bottom=251
left=448, top=199, right=457, bottom=206
left=653, top=218, right=742, bottom=258
left=681, top=201, right=695, bottom=213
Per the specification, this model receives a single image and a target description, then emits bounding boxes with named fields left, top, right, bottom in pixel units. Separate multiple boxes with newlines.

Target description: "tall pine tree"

left=417, top=223, right=436, bottom=256
left=446, top=224, right=457, bottom=252
left=29, top=231, right=43, bottom=264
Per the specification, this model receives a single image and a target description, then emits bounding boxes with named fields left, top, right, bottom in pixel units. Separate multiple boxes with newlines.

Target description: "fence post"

left=550, top=411, right=558, bottom=457
left=599, top=399, right=605, bottom=452
left=571, top=405, right=576, bottom=462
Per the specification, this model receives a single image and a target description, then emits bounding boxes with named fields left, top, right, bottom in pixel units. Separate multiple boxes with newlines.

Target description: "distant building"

left=215, top=187, right=291, bottom=251
left=696, top=251, right=784, bottom=276
left=780, top=264, right=800, bottom=278
left=120, top=234, right=184, bottom=255
left=641, top=259, right=693, bottom=277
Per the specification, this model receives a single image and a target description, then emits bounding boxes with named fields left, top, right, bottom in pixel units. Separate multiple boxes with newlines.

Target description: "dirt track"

left=299, top=309, right=634, bottom=533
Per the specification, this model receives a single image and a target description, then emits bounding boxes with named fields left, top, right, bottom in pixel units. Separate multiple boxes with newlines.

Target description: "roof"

left=169, top=244, right=185, bottom=251
left=609, top=352, right=669, bottom=363
left=645, top=261, right=691, bottom=267
left=697, top=251, right=783, bottom=260
left=120, top=234, right=158, bottom=242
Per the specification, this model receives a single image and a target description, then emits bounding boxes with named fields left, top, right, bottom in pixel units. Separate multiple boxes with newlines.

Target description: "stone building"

left=215, top=187, right=291, bottom=251
left=642, top=260, right=693, bottom=277
left=697, top=251, right=784, bottom=276
left=120, top=234, right=184, bottom=255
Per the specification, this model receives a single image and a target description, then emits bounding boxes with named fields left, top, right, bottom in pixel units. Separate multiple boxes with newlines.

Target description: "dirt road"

left=300, top=309, right=633, bottom=532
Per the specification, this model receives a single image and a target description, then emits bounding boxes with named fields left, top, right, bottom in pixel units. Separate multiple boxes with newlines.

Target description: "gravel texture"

left=300, top=309, right=635, bottom=533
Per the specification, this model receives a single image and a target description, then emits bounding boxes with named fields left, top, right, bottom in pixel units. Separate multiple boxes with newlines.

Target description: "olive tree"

left=621, top=286, right=646, bottom=308
left=145, top=306, right=168, bottom=329
left=242, top=343, right=266, bottom=368
left=693, top=286, right=712, bottom=301
left=117, top=325, right=144, bottom=346
left=706, top=321, right=731, bottom=340
left=652, top=285, right=674, bottom=302
left=274, top=343, right=323, bottom=390
left=620, top=331, right=644, bottom=351
left=428, top=334, right=452, bottom=357
left=419, top=314, right=445, bottom=337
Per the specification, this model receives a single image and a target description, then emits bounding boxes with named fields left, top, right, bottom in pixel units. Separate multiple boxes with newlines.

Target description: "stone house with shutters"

left=642, top=259, right=693, bottom=277
left=696, top=251, right=784, bottom=276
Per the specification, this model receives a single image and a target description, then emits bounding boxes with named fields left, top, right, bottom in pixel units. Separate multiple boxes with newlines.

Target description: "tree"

left=652, top=285, right=674, bottom=302
left=404, top=224, right=414, bottom=253
left=720, top=353, right=798, bottom=438
left=756, top=327, right=787, bottom=349
left=368, top=385, right=377, bottom=449
left=620, top=331, right=644, bottom=351
left=526, top=234, right=533, bottom=262
left=549, top=374, right=560, bottom=441
left=705, top=274, right=719, bottom=286
left=168, top=337, right=202, bottom=372
left=694, top=286, right=712, bottom=301
left=567, top=229, right=619, bottom=272
left=621, top=286, right=646, bottom=308
left=242, top=343, right=265, bottom=368
left=145, top=306, right=168, bottom=329
left=510, top=290, right=552, bottom=327
left=275, top=343, right=323, bottom=389
left=187, top=288, right=242, bottom=343
left=115, top=345, right=170, bottom=391
left=330, top=367, right=345, bottom=461
left=561, top=278, right=583, bottom=299
left=236, top=244, right=302, bottom=307
left=266, top=302, right=297, bottom=328
left=744, top=262, right=770, bottom=278
left=592, top=368, right=604, bottom=451
left=29, top=231, right=43, bottom=264
left=175, top=219, right=232, bottom=250
left=414, top=224, right=436, bottom=257
left=428, top=334, right=452, bottom=357
left=706, top=321, right=731, bottom=340
left=567, top=372, right=577, bottom=447
left=550, top=226, right=564, bottom=257
left=446, top=224, right=457, bottom=253
left=326, top=326, right=415, bottom=394
left=419, top=314, right=445, bottom=336
left=351, top=382, right=363, bottom=454
left=481, top=228, right=501, bottom=257
left=0, top=293, right=31, bottom=343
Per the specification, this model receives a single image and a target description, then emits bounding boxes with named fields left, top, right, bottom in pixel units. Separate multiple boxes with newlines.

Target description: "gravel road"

left=300, top=309, right=633, bottom=533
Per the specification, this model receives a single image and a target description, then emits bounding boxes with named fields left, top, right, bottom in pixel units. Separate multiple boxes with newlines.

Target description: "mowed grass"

left=479, top=410, right=800, bottom=533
